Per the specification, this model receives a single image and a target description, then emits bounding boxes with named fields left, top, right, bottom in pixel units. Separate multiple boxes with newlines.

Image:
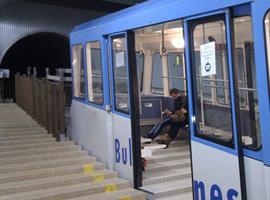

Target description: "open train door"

left=107, top=32, right=141, bottom=187
left=185, top=10, right=247, bottom=199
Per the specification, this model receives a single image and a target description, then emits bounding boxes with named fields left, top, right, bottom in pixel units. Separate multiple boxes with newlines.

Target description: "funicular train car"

left=69, top=0, right=270, bottom=199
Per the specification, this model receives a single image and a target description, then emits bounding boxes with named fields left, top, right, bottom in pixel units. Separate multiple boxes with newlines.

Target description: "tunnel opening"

left=0, top=32, right=70, bottom=102
left=1, top=32, right=70, bottom=78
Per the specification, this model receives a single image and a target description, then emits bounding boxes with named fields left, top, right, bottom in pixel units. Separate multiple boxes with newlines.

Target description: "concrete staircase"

left=140, top=139, right=193, bottom=200
left=0, top=103, right=146, bottom=200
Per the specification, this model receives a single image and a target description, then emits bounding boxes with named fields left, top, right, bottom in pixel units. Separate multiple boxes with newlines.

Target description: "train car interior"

left=133, top=20, right=192, bottom=196
left=131, top=15, right=261, bottom=197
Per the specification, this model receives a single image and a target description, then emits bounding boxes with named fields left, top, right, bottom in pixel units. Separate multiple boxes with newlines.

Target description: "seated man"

left=147, top=88, right=188, bottom=147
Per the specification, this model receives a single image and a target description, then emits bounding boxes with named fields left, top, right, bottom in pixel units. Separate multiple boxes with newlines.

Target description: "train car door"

left=185, top=10, right=247, bottom=199
left=107, top=32, right=141, bottom=186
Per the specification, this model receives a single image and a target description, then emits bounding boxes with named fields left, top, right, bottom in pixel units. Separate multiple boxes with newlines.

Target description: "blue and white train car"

left=69, top=0, right=270, bottom=199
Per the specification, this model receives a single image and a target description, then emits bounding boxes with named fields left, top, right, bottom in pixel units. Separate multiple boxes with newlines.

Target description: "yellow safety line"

left=119, top=196, right=132, bottom=200
left=93, top=173, right=105, bottom=182
left=83, top=165, right=95, bottom=174
left=104, top=184, right=118, bottom=193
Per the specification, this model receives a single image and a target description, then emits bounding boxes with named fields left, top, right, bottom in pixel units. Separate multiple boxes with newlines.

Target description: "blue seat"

left=140, top=95, right=174, bottom=126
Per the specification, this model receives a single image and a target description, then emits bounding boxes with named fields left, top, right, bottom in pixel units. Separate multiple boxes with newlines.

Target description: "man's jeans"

left=147, top=117, right=185, bottom=140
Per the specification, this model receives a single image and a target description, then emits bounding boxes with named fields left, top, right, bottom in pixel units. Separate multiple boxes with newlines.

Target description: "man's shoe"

left=163, top=133, right=172, bottom=148
left=156, top=133, right=172, bottom=148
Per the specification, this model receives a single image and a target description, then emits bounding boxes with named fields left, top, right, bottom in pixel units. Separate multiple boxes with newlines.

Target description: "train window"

left=168, top=52, right=186, bottom=92
left=265, top=12, right=270, bottom=97
left=195, top=52, right=213, bottom=103
left=236, top=48, right=248, bottom=108
left=86, top=41, right=103, bottom=105
left=234, top=16, right=261, bottom=148
left=72, top=44, right=85, bottom=99
left=192, top=18, right=233, bottom=145
left=151, top=53, right=164, bottom=95
left=215, top=44, right=229, bottom=105
left=134, top=20, right=184, bottom=96
left=112, top=36, right=130, bottom=114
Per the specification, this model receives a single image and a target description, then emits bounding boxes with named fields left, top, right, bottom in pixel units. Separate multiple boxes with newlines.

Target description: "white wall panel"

left=265, top=166, right=270, bottom=200
left=69, top=101, right=115, bottom=170
left=244, top=157, right=266, bottom=200
left=191, top=141, right=241, bottom=200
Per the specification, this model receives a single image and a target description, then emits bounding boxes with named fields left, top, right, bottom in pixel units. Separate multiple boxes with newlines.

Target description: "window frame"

left=167, top=51, right=187, bottom=92
left=111, top=34, right=130, bottom=114
left=72, top=43, right=86, bottom=100
left=264, top=10, right=270, bottom=109
left=85, top=40, right=104, bottom=106
left=151, top=52, right=164, bottom=95
left=233, top=15, right=262, bottom=151
left=189, top=14, right=235, bottom=148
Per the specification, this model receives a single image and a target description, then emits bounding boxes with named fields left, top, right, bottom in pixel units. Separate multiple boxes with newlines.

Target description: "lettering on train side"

left=115, top=138, right=132, bottom=166
left=194, top=180, right=239, bottom=200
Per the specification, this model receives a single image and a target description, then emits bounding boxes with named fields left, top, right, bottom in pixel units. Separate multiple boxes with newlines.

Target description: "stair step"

left=0, top=126, right=45, bottom=131
left=0, top=124, right=40, bottom=129
left=0, top=125, right=44, bottom=129
left=143, top=167, right=191, bottom=186
left=0, top=141, right=75, bottom=152
left=0, top=144, right=82, bottom=159
left=0, top=170, right=117, bottom=195
left=70, top=188, right=146, bottom=200
left=153, top=146, right=190, bottom=155
left=0, top=131, right=48, bottom=138
left=0, top=121, right=37, bottom=125
left=0, top=128, right=47, bottom=136
left=0, top=118, right=33, bottom=121
left=0, top=133, right=52, bottom=142
left=0, top=178, right=130, bottom=200
left=156, top=192, right=193, bottom=200
left=0, top=150, right=90, bottom=165
left=140, top=179, right=192, bottom=200
left=146, top=151, right=190, bottom=164
left=145, top=159, right=191, bottom=174
left=150, top=140, right=189, bottom=148
left=0, top=162, right=106, bottom=184
left=0, top=137, right=55, bottom=146
left=0, top=155, right=96, bottom=174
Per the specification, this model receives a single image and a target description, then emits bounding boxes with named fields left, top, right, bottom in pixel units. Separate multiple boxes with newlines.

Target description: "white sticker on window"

left=115, top=51, right=125, bottom=68
left=200, top=42, right=216, bottom=77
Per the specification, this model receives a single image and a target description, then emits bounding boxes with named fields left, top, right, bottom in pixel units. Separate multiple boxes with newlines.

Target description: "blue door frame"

left=108, top=32, right=131, bottom=118
left=252, top=1, right=270, bottom=168
left=184, top=9, right=247, bottom=199
left=185, top=9, right=242, bottom=156
left=108, top=31, right=142, bottom=187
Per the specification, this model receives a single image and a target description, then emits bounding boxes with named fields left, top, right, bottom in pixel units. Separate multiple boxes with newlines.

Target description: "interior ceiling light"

left=154, top=27, right=182, bottom=34
left=171, top=37, right=185, bottom=49
left=165, top=27, right=183, bottom=33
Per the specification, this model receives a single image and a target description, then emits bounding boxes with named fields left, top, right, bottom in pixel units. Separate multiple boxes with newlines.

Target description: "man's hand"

left=162, top=109, right=172, bottom=117
left=164, top=111, right=172, bottom=117
left=181, top=108, right=187, bottom=114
